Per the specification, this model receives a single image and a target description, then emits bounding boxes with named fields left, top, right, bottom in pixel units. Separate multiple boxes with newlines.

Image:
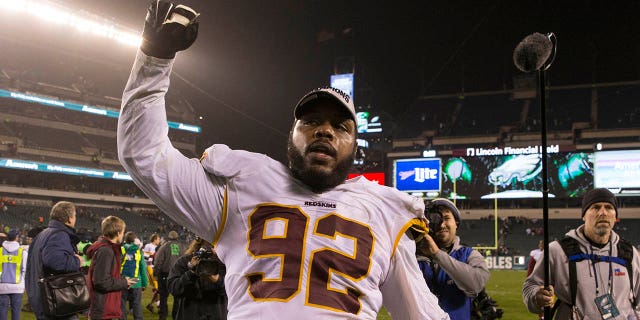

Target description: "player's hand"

left=535, top=285, right=555, bottom=309
left=141, top=0, right=199, bottom=59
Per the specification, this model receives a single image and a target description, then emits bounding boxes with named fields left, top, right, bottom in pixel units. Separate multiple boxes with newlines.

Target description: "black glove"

left=141, top=0, right=199, bottom=59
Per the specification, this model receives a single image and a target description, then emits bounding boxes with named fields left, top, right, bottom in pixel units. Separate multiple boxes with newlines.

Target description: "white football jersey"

left=118, top=51, right=448, bottom=320
left=201, top=144, right=443, bottom=319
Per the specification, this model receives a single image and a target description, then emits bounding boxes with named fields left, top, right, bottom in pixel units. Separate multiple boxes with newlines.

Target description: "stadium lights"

left=0, top=0, right=141, bottom=47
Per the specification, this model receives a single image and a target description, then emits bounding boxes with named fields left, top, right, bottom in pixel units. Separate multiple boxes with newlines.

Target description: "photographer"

left=167, top=238, right=227, bottom=320
left=417, top=198, right=490, bottom=320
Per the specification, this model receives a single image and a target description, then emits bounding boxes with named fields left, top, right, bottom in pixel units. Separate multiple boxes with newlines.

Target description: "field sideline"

left=377, top=269, right=531, bottom=319
left=479, top=269, right=531, bottom=320
left=16, top=270, right=530, bottom=319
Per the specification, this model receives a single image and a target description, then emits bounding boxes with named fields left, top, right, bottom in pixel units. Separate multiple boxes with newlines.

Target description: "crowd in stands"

left=0, top=202, right=184, bottom=245
left=0, top=168, right=147, bottom=198
left=1, top=97, right=198, bottom=163
left=477, top=213, right=640, bottom=257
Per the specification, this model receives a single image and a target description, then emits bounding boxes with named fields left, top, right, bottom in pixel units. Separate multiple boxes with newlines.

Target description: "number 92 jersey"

left=201, top=144, right=447, bottom=320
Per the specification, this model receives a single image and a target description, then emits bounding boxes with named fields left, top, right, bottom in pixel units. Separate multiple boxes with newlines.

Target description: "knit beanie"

left=430, top=198, right=461, bottom=224
left=581, top=188, right=618, bottom=217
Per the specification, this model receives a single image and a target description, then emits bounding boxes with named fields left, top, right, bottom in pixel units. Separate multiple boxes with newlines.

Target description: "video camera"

left=193, top=248, right=220, bottom=276
left=471, top=289, right=503, bottom=320
left=425, top=202, right=444, bottom=237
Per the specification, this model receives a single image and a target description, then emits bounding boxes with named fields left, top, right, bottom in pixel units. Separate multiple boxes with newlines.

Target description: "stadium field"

left=378, top=269, right=531, bottom=319
left=481, top=270, right=530, bottom=319
left=18, top=270, right=530, bottom=319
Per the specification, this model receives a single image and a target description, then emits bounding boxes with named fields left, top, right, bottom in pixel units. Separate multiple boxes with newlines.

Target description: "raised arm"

left=117, top=1, right=223, bottom=241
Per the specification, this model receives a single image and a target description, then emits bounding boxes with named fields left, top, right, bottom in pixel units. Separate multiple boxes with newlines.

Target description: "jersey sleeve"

left=381, top=234, right=450, bottom=320
left=118, top=50, right=225, bottom=242
left=200, top=144, right=274, bottom=178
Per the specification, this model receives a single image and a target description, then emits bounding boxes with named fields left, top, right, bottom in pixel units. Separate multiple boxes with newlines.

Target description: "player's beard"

left=287, top=137, right=354, bottom=193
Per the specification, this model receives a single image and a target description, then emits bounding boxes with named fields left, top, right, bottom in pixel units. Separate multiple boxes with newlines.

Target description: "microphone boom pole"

left=513, top=32, right=556, bottom=320
left=538, top=62, right=552, bottom=320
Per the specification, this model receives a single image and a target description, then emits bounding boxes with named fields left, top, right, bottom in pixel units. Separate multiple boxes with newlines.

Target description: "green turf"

left=484, top=270, right=531, bottom=320
left=377, top=270, right=532, bottom=319
left=15, top=270, right=531, bottom=319
left=17, top=289, right=173, bottom=320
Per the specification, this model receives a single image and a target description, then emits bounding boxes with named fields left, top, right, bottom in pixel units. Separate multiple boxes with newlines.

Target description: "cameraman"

left=167, top=238, right=227, bottom=320
left=417, top=198, right=490, bottom=320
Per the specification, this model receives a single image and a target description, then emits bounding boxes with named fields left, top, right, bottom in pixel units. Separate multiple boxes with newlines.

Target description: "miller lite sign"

left=393, top=158, right=441, bottom=193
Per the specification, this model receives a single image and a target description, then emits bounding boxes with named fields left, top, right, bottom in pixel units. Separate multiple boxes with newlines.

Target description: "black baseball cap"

left=294, top=87, right=356, bottom=122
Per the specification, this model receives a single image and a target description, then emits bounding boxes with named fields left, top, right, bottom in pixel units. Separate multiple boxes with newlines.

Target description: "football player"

left=118, top=2, right=448, bottom=319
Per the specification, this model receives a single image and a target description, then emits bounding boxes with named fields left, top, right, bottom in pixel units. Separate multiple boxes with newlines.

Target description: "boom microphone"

left=513, top=32, right=557, bottom=320
left=513, top=32, right=556, bottom=72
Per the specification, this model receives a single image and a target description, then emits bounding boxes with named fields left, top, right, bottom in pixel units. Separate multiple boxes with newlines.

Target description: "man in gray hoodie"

left=523, top=188, right=640, bottom=319
left=0, top=229, right=27, bottom=320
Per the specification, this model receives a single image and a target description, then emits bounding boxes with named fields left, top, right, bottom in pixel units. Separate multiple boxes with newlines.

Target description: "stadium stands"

left=0, top=2, right=637, bottom=256
left=450, top=94, right=522, bottom=136
left=0, top=47, right=200, bottom=241
left=0, top=202, right=182, bottom=244
left=597, top=86, right=640, bottom=129
left=483, top=217, right=640, bottom=257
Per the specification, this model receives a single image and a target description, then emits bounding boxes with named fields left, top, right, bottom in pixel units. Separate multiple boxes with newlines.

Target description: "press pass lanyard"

left=590, top=241, right=614, bottom=296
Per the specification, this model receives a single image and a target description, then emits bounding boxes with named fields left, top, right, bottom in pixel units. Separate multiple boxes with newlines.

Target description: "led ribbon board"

left=0, top=158, right=132, bottom=181
left=0, top=88, right=201, bottom=133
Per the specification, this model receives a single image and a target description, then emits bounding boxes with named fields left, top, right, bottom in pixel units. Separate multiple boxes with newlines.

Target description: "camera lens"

left=193, top=249, right=219, bottom=276
left=427, top=213, right=443, bottom=236
left=196, top=259, right=219, bottom=276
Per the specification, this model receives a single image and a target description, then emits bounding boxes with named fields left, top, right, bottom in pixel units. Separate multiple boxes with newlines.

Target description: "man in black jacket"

left=25, top=201, right=83, bottom=320
left=154, top=231, right=184, bottom=320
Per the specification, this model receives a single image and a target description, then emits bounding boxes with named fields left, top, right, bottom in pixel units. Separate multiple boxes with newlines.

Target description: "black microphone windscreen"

left=513, top=32, right=553, bottom=73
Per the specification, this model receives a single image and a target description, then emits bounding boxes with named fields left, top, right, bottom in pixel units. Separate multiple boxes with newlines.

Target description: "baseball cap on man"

left=581, top=188, right=618, bottom=217
left=293, top=87, right=356, bottom=123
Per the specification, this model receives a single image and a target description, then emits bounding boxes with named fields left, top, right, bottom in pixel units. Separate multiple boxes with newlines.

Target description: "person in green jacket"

left=77, top=233, right=93, bottom=275
left=120, top=231, right=148, bottom=320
